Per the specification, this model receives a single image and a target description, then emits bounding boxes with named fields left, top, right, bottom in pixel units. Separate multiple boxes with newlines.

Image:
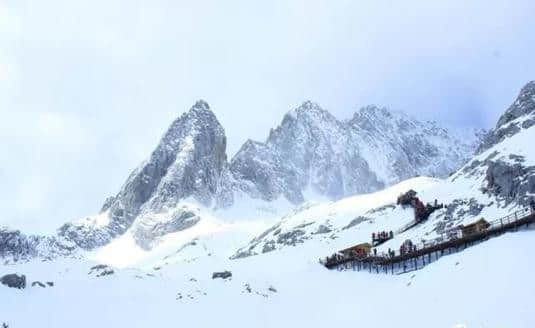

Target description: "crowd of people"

left=372, top=231, right=393, bottom=241
left=399, top=239, right=416, bottom=256
left=323, top=198, right=535, bottom=269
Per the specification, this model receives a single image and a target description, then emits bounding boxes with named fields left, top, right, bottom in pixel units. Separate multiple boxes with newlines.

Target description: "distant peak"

left=522, top=80, right=535, bottom=91
left=180, top=99, right=218, bottom=123
left=285, top=100, right=331, bottom=121
left=495, top=80, right=535, bottom=128
left=358, top=104, right=390, bottom=116
left=352, top=105, right=395, bottom=122
left=191, top=99, right=210, bottom=111
left=295, top=100, right=323, bottom=113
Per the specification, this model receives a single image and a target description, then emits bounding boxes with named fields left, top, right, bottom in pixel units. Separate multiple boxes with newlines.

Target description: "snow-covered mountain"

left=31, top=98, right=478, bottom=253
left=231, top=101, right=481, bottom=204
left=2, top=81, right=535, bottom=328
left=233, top=81, right=535, bottom=259
left=57, top=100, right=234, bottom=251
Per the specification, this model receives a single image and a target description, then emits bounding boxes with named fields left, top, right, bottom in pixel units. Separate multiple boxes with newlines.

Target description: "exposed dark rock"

left=89, top=264, right=115, bottom=277
left=478, top=81, right=535, bottom=153
left=0, top=228, right=74, bottom=262
left=1, top=274, right=26, bottom=289
left=485, top=160, right=535, bottom=206
left=230, top=249, right=255, bottom=260
left=231, top=101, right=476, bottom=205
left=456, top=198, right=485, bottom=218
left=32, top=281, right=46, bottom=288
left=100, top=196, right=116, bottom=213
left=60, top=100, right=233, bottom=250
left=313, top=224, right=332, bottom=234
left=276, top=229, right=307, bottom=246
left=366, top=204, right=396, bottom=215
left=342, top=216, right=371, bottom=230
left=212, top=271, right=232, bottom=280
left=262, top=241, right=276, bottom=253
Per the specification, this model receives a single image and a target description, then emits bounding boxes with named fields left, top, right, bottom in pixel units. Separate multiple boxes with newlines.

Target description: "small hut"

left=340, top=243, right=372, bottom=258
left=460, top=218, right=490, bottom=238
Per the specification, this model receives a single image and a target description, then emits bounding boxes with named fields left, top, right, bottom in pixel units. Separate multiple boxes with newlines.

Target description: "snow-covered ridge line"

left=5, top=80, right=535, bottom=261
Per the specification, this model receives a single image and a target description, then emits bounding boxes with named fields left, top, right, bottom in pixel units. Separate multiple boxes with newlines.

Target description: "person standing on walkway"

left=530, top=197, right=535, bottom=212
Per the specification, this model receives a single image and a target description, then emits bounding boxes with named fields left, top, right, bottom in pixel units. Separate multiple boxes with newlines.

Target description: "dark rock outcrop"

left=32, top=281, right=46, bottom=288
left=89, top=264, right=115, bottom=277
left=231, top=102, right=477, bottom=204
left=1, top=274, right=26, bottom=289
left=0, top=228, right=75, bottom=263
left=485, top=160, right=535, bottom=206
left=59, top=100, right=233, bottom=250
left=132, top=207, right=201, bottom=250
left=478, top=81, right=535, bottom=153
left=212, top=271, right=232, bottom=280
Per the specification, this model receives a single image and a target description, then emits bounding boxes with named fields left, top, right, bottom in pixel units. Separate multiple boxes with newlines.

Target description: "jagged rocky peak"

left=231, top=101, right=480, bottom=205
left=59, top=100, right=233, bottom=250
left=287, top=100, right=330, bottom=117
left=478, top=81, right=535, bottom=153
left=353, top=104, right=393, bottom=120
left=108, top=98, right=229, bottom=219
left=350, top=104, right=444, bottom=136
left=496, top=81, right=535, bottom=128
left=267, top=101, right=339, bottom=144
left=454, top=81, right=535, bottom=208
left=231, top=101, right=386, bottom=202
left=231, top=138, right=303, bottom=204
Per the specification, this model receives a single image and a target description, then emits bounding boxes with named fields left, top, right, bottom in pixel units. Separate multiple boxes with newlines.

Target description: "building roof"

left=341, top=243, right=372, bottom=253
left=461, top=218, right=490, bottom=229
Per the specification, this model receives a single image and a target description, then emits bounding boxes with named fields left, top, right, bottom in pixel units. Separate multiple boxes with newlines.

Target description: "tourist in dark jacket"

left=530, top=198, right=535, bottom=212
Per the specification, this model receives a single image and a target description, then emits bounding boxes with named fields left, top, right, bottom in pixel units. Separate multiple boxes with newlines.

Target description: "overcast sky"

left=1, top=0, right=535, bottom=233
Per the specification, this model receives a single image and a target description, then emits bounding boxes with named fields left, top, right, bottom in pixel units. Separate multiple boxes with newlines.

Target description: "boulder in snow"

left=212, top=271, right=232, bottom=280
left=1, top=273, right=26, bottom=289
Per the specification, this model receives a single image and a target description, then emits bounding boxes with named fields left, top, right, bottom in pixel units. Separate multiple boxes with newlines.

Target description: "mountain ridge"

left=0, top=94, right=489, bottom=257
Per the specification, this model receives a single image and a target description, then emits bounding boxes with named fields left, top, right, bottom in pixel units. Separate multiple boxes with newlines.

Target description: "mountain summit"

left=11, top=99, right=482, bottom=252
left=231, top=102, right=480, bottom=204
left=59, top=100, right=233, bottom=249
left=478, top=81, right=535, bottom=153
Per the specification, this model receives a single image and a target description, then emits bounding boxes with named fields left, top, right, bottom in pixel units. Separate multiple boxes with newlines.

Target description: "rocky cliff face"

left=349, top=105, right=483, bottom=184
left=232, top=83, right=535, bottom=261
left=231, top=102, right=480, bottom=204
left=0, top=228, right=75, bottom=263
left=1, top=97, right=485, bottom=257
left=478, top=81, right=535, bottom=153
left=60, top=100, right=233, bottom=249
left=462, top=81, right=535, bottom=207
left=231, top=102, right=383, bottom=203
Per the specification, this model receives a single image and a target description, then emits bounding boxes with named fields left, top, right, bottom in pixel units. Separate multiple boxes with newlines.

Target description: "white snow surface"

left=2, top=227, right=534, bottom=328
left=2, top=169, right=535, bottom=327
left=3, top=92, right=535, bottom=327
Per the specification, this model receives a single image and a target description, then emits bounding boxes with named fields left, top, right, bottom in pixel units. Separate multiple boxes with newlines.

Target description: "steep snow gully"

left=2, top=81, right=535, bottom=328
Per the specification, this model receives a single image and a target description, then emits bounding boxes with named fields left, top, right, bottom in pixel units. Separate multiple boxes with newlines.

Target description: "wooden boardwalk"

left=324, top=207, right=535, bottom=274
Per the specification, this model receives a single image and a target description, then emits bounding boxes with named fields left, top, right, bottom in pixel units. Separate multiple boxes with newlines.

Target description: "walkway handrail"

left=324, top=205, right=535, bottom=269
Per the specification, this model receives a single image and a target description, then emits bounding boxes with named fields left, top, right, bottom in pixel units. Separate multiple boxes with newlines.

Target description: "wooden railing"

left=323, top=206, right=535, bottom=270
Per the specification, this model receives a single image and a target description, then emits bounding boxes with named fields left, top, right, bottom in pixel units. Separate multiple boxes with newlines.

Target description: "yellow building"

left=340, top=242, right=372, bottom=257
left=460, top=219, right=490, bottom=238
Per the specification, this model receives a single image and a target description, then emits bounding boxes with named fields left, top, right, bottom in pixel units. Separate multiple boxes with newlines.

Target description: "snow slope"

left=2, top=228, right=534, bottom=328
left=2, top=82, right=535, bottom=327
